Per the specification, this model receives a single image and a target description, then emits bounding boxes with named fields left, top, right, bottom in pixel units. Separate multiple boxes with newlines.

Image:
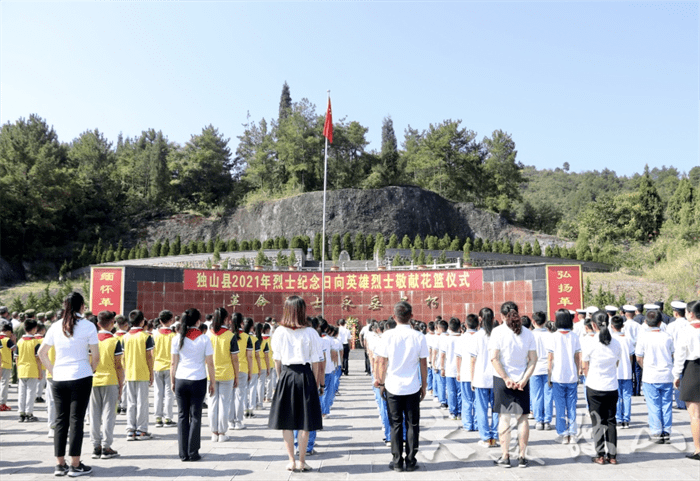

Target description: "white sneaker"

left=234, top=422, right=245, bottom=430
left=477, top=440, right=491, bottom=448
left=218, top=434, right=229, bottom=442
left=211, top=434, right=218, bottom=443
left=47, top=430, right=54, bottom=439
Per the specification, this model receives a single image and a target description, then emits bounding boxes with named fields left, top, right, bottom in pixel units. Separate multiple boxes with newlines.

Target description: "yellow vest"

left=0, top=335, right=14, bottom=370
left=123, top=328, right=151, bottom=382
left=237, top=332, right=251, bottom=373
left=210, top=328, right=236, bottom=382
left=260, top=336, right=271, bottom=370
left=93, top=332, right=122, bottom=387
left=17, top=335, right=39, bottom=379
left=153, top=327, right=175, bottom=372
left=249, top=334, right=260, bottom=375
left=46, top=346, right=55, bottom=379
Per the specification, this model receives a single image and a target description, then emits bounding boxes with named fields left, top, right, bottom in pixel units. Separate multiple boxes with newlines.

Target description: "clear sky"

left=1, top=1, right=697, bottom=177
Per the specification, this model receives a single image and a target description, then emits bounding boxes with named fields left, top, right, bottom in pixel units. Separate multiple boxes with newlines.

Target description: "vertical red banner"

left=90, top=267, right=125, bottom=315
left=546, top=265, right=583, bottom=320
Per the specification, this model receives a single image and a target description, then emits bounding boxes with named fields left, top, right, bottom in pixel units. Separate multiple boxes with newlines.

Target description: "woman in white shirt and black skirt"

left=583, top=311, right=622, bottom=465
left=170, top=308, right=215, bottom=462
left=268, top=296, right=323, bottom=472
left=674, top=300, right=700, bottom=461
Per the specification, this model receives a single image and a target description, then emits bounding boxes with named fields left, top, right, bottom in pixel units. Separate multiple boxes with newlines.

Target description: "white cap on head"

left=568, top=310, right=576, bottom=316
left=576, top=308, right=586, bottom=314
left=604, top=305, right=617, bottom=312
left=643, top=303, right=659, bottom=310
left=671, top=301, right=687, bottom=310
left=623, top=304, right=637, bottom=313
left=586, top=306, right=599, bottom=314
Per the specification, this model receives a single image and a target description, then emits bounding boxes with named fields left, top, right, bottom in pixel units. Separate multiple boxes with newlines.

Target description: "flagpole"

left=321, top=90, right=330, bottom=318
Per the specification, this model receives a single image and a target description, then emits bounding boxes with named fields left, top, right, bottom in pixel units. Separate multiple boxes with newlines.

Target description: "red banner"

left=183, top=269, right=483, bottom=293
left=90, top=267, right=125, bottom=315
left=546, top=265, right=583, bottom=319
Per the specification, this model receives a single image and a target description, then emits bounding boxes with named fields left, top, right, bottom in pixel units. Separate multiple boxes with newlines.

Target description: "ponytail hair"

left=178, top=308, right=201, bottom=350
left=211, top=307, right=228, bottom=333
left=479, top=307, right=495, bottom=337
left=244, top=317, right=254, bottom=335
left=231, top=312, right=243, bottom=341
left=255, top=321, right=264, bottom=340
left=62, top=292, right=85, bottom=338
left=592, top=311, right=612, bottom=346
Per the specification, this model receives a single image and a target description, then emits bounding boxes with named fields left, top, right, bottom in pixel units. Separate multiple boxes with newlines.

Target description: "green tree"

left=414, top=234, right=423, bottom=250
left=160, top=239, right=170, bottom=257
left=239, top=240, right=250, bottom=251
left=417, top=250, right=426, bottom=265
left=482, top=130, right=525, bottom=215
left=666, top=178, right=694, bottom=225
left=391, top=253, right=403, bottom=266
left=279, top=81, right=292, bottom=122
left=331, top=233, right=341, bottom=258
left=438, top=234, right=451, bottom=250
left=482, top=239, right=491, bottom=252
left=449, top=238, right=461, bottom=251
left=401, top=235, right=412, bottom=249
left=354, top=233, right=366, bottom=260
left=207, top=238, right=215, bottom=253
left=375, top=233, right=386, bottom=260
left=171, top=235, right=181, bottom=256
left=151, top=239, right=162, bottom=258
left=513, top=241, right=522, bottom=255
left=532, top=239, right=542, bottom=256
left=473, top=237, right=483, bottom=252
left=522, top=242, right=532, bottom=255
left=251, top=239, right=261, bottom=250
left=313, top=233, right=322, bottom=261
left=342, top=232, right=353, bottom=259
left=545, top=245, right=553, bottom=257
left=365, top=234, right=375, bottom=259
left=388, top=234, right=399, bottom=248
left=363, top=116, right=400, bottom=188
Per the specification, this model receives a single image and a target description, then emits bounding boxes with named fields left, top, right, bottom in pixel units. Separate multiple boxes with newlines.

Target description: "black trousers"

left=175, top=378, right=206, bottom=460
left=364, top=350, right=371, bottom=374
left=342, top=343, right=350, bottom=375
left=385, top=389, right=420, bottom=468
left=52, top=376, right=92, bottom=457
left=586, top=387, right=618, bottom=457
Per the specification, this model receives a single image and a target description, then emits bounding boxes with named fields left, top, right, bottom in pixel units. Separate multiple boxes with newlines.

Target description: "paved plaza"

left=1, top=352, right=698, bottom=480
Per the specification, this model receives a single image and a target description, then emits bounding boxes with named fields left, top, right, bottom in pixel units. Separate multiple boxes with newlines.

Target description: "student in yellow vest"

left=255, top=322, right=271, bottom=409
left=153, top=310, right=176, bottom=428
left=16, top=317, right=42, bottom=422
left=89, top=311, right=124, bottom=460
left=207, top=307, right=239, bottom=442
left=35, top=323, right=47, bottom=404
left=123, top=309, right=154, bottom=441
left=114, top=315, right=129, bottom=414
left=245, top=317, right=262, bottom=418
left=230, top=313, right=253, bottom=430
left=0, top=323, right=17, bottom=411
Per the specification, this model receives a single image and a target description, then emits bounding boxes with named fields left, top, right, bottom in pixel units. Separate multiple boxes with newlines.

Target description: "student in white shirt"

left=456, top=314, right=479, bottom=431
left=368, top=321, right=391, bottom=445
left=338, top=319, right=351, bottom=376
left=548, top=309, right=582, bottom=444
left=610, top=316, right=634, bottom=428
left=673, top=300, right=700, bottom=460
left=668, top=301, right=689, bottom=410
left=469, top=307, right=499, bottom=448
left=489, top=301, right=537, bottom=469
left=434, top=320, right=448, bottom=408
left=440, top=318, right=462, bottom=420
left=373, top=302, right=428, bottom=473
left=171, top=308, right=215, bottom=462
left=268, top=296, right=323, bottom=472
left=425, top=322, right=437, bottom=397
left=529, top=312, right=553, bottom=431
left=583, top=312, right=622, bottom=465
left=636, top=309, right=674, bottom=444
left=359, top=321, right=371, bottom=375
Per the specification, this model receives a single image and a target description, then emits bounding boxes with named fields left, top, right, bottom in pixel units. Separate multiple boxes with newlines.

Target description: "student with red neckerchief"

left=673, top=300, right=700, bottom=460
left=171, top=308, right=215, bottom=462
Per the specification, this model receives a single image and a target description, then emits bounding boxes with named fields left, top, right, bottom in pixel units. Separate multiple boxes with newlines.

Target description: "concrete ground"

left=1, top=351, right=698, bottom=480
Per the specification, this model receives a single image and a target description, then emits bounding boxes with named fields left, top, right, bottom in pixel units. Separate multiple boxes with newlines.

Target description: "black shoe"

left=652, top=434, right=665, bottom=444
left=518, top=458, right=529, bottom=468
left=662, top=432, right=671, bottom=444
left=202, top=402, right=208, bottom=409
left=35, top=396, right=45, bottom=403
left=18, top=414, right=26, bottom=422
left=389, top=461, right=403, bottom=472
left=54, top=464, right=69, bottom=476
left=68, top=462, right=92, bottom=477
left=685, top=452, right=700, bottom=460
left=405, top=463, right=419, bottom=472
left=189, top=453, right=201, bottom=462
left=25, top=414, right=39, bottom=422
left=91, top=447, right=102, bottom=459
left=494, top=456, right=511, bottom=468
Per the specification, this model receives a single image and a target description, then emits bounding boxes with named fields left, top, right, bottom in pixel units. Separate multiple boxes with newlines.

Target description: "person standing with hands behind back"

left=373, top=301, right=429, bottom=473
left=171, top=308, right=215, bottom=462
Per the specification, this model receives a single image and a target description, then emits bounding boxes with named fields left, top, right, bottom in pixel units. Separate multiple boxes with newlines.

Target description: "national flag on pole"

left=323, top=97, right=333, bottom=144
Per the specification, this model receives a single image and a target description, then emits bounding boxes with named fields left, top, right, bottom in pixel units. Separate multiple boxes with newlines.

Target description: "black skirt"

left=493, top=376, right=531, bottom=415
left=680, top=359, right=700, bottom=403
left=268, top=364, right=323, bottom=431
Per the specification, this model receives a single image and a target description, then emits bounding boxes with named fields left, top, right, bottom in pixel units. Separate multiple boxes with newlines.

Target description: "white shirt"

left=612, top=331, right=634, bottom=380
left=441, top=331, right=461, bottom=378
left=172, top=332, right=214, bottom=381
left=673, top=321, right=700, bottom=379
left=623, top=318, right=640, bottom=346
left=531, top=328, right=551, bottom=376
left=489, top=324, right=536, bottom=382
left=641, top=322, right=667, bottom=333
left=43, top=317, right=98, bottom=382
left=583, top=336, right=621, bottom=391
left=547, top=330, right=581, bottom=384
left=321, top=335, right=334, bottom=374
left=359, top=324, right=370, bottom=343
left=426, top=333, right=438, bottom=366
left=271, top=326, right=322, bottom=366
left=374, top=324, right=428, bottom=395
left=469, top=330, right=494, bottom=389
left=456, top=330, right=478, bottom=382
left=338, top=326, right=351, bottom=344
left=436, top=332, right=449, bottom=369
left=573, top=320, right=586, bottom=338
left=667, top=317, right=689, bottom=344
left=636, top=328, right=674, bottom=383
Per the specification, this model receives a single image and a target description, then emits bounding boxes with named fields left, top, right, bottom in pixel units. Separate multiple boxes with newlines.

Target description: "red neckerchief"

left=158, top=328, right=172, bottom=335
left=558, top=329, right=571, bottom=335
left=0, top=334, right=6, bottom=339
left=129, top=327, right=144, bottom=333
left=35, top=335, right=43, bottom=339
left=690, top=321, right=700, bottom=329
left=21, top=334, right=35, bottom=340
left=213, top=328, right=228, bottom=336
left=262, top=335, right=270, bottom=339
left=115, top=330, right=127, bottom=337
left=98, top=331, right=114, bottom=342
left=186, top=328, right=202, bottom=341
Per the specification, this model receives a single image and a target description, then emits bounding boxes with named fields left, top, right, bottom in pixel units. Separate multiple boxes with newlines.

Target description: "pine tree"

left=181, top=243, right=190, bottom=255
left=151, top=240, right=162, bottom=258
left=437, top=250, right=447, bottom=264
left=545, top=245, right=553, bottom=257
left=278, top=81, right=292, bottom=121
left=392, top=253, right=403, bottom=266
left=417, top=250, right=426, bottom=265
left=388, top=234, right=399, bottom=248
left=473, top=238, right=483, bottom=252
left=449, top=238, right=461, bottom=251
left=482, top=239, right=491, bottom=252
left=438, top=234, right=451, bottom=250
left=251, top=239, right=261, bottom=250
left=463, top=238, right=472, bottom=253
left=228, top=239, right=238, bottom=252
left=426, top=253, right=434, bottom=265
left=666, top=178, right=694, bottom=225
left=376, top=234, right=387, bottom=260
left=401, top=235, right=412, bottom=249
left=522, top=242, right=532, bottom=255
left=207, top=238, right=215, bottom=253
left=331, top=233, right=341, bottom=258
left=160, top=239, right=170, bottom=257
left=313, top=233, right=322, bottom=261
left=513, top=242, right=522, bottom=255
left=354, top=233, right=366, bottom=260
left=240, top=240, right=250, bottom=251
left=279, top=237, right=288, bottom=249
left=635, top=165, right=664, bottom=240
left=172, top=235, right=181, bottom=255
left=365, top=234, right=375, bottom=259
left=414, top=235, right=423, bottom=250
left=128, top=247, right=136, bottom=260
left=342, top=232, right=353, bottom=259
left=427, top=235, right=438, bottom=250
left=533, top=239, right=542, bottom=256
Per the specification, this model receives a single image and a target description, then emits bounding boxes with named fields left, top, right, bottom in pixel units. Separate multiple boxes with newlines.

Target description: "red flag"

left=323, top=97, right=333, bottom=144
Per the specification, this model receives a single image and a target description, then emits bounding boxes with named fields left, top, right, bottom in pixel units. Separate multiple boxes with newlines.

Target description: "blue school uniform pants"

left=552, top=382, right=578, bottom=436
left=643, top=382, right=673, bottom=435
left=530, top=374, right=553, bottom=423
left=474, top=387, right=498, bottom=441
left=616, top=379, right=633, bottom=423
left=460, top=381, right=476, bottom=430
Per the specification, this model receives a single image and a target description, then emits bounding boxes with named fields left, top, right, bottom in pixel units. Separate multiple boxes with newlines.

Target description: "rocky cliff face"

left=138, top=186, right=562, bottom=246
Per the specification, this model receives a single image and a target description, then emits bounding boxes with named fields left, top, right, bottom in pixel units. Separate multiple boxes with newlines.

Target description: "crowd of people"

left=0, top=295, right=699, bottom=476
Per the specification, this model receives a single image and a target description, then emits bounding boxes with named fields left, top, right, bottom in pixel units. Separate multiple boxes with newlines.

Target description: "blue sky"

left=1, top=1, right=697, bottom=177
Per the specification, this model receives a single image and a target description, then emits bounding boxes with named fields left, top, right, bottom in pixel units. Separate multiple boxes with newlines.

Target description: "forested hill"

left=1, top=82, right=699, bottom=281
